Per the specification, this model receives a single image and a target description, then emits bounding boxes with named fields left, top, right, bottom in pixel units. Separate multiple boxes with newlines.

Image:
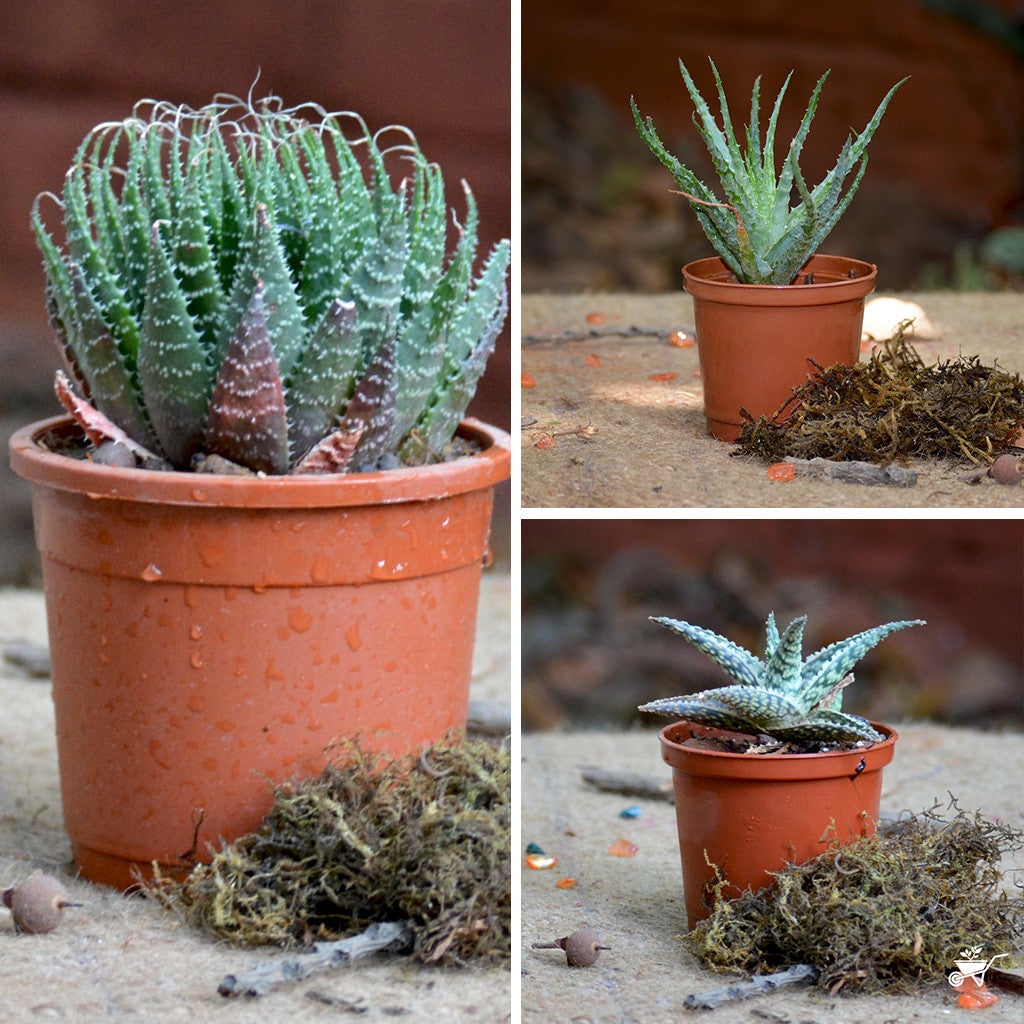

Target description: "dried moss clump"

left=153, top=737, right=511, bottom=965
left=688, top=802, right=1024, bottom=994
left=736, top=328, right=1024, bottom=466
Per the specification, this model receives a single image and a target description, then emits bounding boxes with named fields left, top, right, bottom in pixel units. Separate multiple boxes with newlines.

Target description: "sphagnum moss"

left=688, top=801, right=1024, bottom=994
left=151, top=736, right=511, bottom=966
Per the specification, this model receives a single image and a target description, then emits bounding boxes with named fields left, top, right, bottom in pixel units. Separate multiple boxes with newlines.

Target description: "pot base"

left=70, top=841, right=185, bottom=891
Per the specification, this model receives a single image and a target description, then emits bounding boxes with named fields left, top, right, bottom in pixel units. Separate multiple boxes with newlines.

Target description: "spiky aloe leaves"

left=639, top=613, right=925, bottom=745
left=632, top=58, right=905, bottom=283
left=34, top=94, right=510, bottom=476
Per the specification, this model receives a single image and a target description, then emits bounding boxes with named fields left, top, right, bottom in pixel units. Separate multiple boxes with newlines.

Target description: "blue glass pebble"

left=525, top=841, right=546, bottom=855
left=619, top=805, right=642, bottom=819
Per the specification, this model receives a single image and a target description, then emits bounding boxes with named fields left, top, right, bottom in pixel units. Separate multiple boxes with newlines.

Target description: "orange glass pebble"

left=954, top=979, right=1000, bottom=1009
left=555, top=877, right=577, bottom=889
left=648, top=372, right=676, bottom=382
left=584, top=353, right=602, bottom=367
left=521, top=373, right=536, bottom=387
left=586, top=312, right=607, bottom=325
left=767, top=462, right=796, bottom=481
left=535, top=436, right=556, bottom=449
left=608, top=839, right=638, bottom=857
left=669, top=330, right=695, bottom=348
left=525, top=853, right=558, bottom=869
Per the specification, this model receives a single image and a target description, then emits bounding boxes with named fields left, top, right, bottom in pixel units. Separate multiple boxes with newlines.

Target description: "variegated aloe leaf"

left=137, top=222, right=212, bottom=466
left=771, top=711, right=883, bottom=744
left=763, top=615, right=806, bottom=695
left=650, top=615, right=764, bottom=690
left=799, top=619, right=925, bottom=711
left=284, top=298, right=360, bottom=463
left=641, top=685, right=803, bottom=734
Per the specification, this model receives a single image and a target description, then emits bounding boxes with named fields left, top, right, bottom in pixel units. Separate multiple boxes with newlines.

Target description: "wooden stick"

left=522, top=324, right=692, bottom=346
left=218, top=920, right=414, bottom=997
left=683, top=963, right=818, bottom=1010
left=789, top=458, right=917, bottom=487
left=581, top=768, right=674, bottom=802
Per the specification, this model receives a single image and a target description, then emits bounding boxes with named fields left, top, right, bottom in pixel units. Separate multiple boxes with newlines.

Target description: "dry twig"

left=218, top=921, right=414, bottom=997
left=683, top=963, right=818, bottom=1009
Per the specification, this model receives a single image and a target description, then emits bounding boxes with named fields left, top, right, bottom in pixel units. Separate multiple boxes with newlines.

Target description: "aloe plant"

left=631, top=59, right=905, bottom=285
left=33, top=94, right=509, bottom=474
left=638, top=612, right=924, bottom=743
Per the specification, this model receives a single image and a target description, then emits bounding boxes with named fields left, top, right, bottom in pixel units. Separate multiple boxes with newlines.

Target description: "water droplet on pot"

left=190, top=488, right=208, bottom=502
left=345, top=624, right=361, bottom=651
left=141, top=564, right=163, bottom=582
left=310, top=556, right=331, bottom=583
left=481, top=545, right=494, bottom=568
left=287, top=607, right=313, bottom=633
left=190, top=651, right=204, bottom=669
left=190, top=625, right=203, bottom=641
left=198, top=544, right=223, bottom=568
left=183, top=586, right=201, bottom=609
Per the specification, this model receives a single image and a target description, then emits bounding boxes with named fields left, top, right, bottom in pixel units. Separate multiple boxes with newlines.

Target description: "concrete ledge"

left=521, top=291, right=1024, bottom=508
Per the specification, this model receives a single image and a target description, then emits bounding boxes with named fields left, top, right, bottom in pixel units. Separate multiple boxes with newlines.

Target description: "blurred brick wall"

left=522, top=519, right=1024, bottom=674
left=523, top=0, right=1024, bottom=263
left=0, top=1, right=510, bottom=582
left=0, top=0, right=510, bottom=414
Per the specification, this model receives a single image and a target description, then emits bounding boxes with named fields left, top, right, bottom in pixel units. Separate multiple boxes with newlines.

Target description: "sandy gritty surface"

left=521, top=726, right=1024, bottom=1024
left=521, top=291, right=1024, bottom=508
left=0, top=576, right=511, bottom=1024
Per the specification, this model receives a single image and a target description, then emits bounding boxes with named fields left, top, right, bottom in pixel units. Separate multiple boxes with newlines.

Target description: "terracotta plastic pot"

left=683, top=253, right=877, bottom=441
left=10, top=415, right=510, bottom=889
left=659, top=720, right=897, bottom=929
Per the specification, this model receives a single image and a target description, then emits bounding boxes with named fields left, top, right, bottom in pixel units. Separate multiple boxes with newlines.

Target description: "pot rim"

left=683, top=253, right=878, bottom=306
left=658, top=719, right=897, bottom=781
left=9, top=414, right=511, bottom=508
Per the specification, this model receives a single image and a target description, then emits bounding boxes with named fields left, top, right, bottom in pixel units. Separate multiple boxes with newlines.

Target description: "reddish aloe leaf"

left=54, top=370, right=158, bottom=460
left=337, top=333, right=398, bottom=468
left=205, top=281, right=290, bottom=475
left=292, top=425, right=365, bottom=475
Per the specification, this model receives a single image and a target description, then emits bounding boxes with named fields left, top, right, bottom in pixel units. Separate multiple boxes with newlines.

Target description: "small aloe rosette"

left=33, top=93, right=510, bottom=475
left=639, top=613, right=924, bottom=744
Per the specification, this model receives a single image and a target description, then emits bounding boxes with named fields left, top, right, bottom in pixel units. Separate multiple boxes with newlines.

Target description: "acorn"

left=532, top=926, right=610, bottom=967
left=2, top=870, right=79, bottom=933
left=988, top=454, right=1023, bottom=485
